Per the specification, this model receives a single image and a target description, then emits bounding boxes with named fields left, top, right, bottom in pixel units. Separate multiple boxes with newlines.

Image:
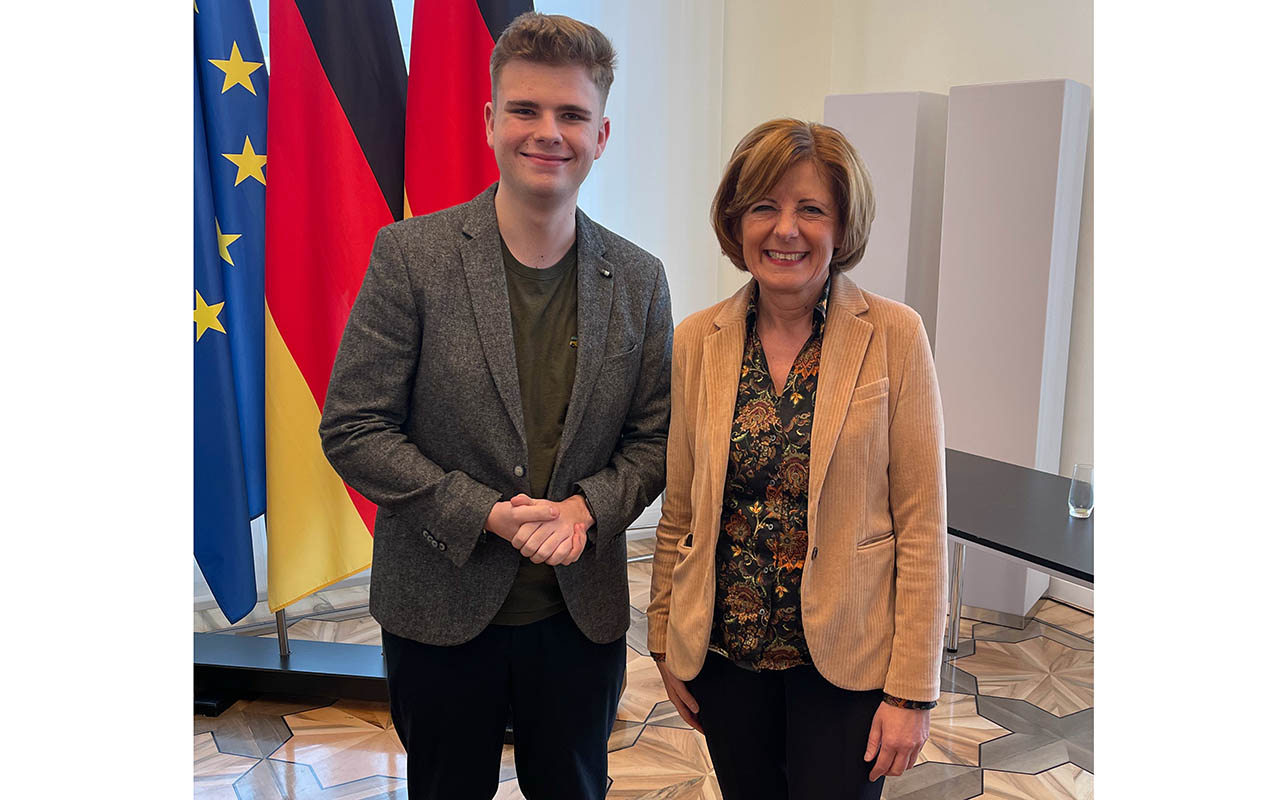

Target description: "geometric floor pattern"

left=953, top=639, right=1093, bottom=717
left=195, top=534, right=1093, bottom=799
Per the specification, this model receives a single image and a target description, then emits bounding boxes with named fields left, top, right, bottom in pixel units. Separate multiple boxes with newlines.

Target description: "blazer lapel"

left=809, top=275, right=872, bottom=510
left=459, top=187, right=527, bottom=445
left=553, top=209, right=614, bottom=470
left=698, top=282, right=752, bottom=523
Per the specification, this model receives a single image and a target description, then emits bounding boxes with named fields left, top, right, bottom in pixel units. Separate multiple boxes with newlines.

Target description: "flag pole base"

left=276, top=609, right=290, bottom=657
left=194, top=688, right=240, bottom=717
left=195, top=633, right=388, bottom=701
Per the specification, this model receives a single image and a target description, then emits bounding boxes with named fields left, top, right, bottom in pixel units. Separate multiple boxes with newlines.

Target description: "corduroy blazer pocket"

left=838, top=376, right=890, bottom=466
left=673, top=533, right=695, bottom=569
left=852, top=376, right=890, bottom=402
left=857, top=529, right=895, bottom=550
left=671, top=530, right=703, bottom=587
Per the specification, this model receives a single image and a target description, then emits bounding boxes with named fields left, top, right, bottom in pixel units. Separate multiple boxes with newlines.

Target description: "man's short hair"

left=712, top=118, right=876, bottom=272
left=490, top=12, right=618, bottom=105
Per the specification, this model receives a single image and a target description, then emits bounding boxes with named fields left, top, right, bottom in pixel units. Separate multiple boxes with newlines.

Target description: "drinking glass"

left=1068, top=463, right=1094, bottom=518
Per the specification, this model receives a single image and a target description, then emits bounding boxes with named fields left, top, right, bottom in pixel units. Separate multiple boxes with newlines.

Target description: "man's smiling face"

left=484, top=60, right=610, bottom=206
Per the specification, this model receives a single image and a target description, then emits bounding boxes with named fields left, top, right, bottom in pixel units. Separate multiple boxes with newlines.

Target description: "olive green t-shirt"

left=491, top=235, right=578, bottom=626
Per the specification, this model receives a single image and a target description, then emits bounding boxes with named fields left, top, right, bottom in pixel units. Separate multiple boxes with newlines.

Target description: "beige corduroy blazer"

left=647, top=274, right=947, bottom=701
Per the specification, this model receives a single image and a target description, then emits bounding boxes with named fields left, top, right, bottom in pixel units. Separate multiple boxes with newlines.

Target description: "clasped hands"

left=485, top=493, right=593, bottom=566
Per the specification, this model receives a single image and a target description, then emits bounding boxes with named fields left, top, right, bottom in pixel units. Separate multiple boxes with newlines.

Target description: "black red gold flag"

left=263, top=0, right=407, bottom=610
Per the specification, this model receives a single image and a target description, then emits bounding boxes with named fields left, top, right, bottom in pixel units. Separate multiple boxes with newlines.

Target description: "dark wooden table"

left=944, top=449, right=1093, bottom=650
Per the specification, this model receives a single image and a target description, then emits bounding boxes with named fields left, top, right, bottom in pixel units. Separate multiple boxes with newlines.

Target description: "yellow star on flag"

left=194, top=291, right=227, bottom=341
left=216, top=219, right=241, bottom=266
left=208, top=42, right=263, bottom=95
left=223, top=136, right=267, bottom=186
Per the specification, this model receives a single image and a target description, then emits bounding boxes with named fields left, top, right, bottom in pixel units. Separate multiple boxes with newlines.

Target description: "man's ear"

left=484, top=101, right=496, bottom=149
left=594, top=116, right=611, bottom=160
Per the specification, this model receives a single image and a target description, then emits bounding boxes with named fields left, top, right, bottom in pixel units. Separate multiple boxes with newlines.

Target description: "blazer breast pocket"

left=601, top=341, right=639, bottom=368
left=598, top=342, right=642, bottom=391
left=836, top=376, right=891, bottom=471
left=591, top=342, right=641, bottom=423
left=852, top=376, right=889, bottom=403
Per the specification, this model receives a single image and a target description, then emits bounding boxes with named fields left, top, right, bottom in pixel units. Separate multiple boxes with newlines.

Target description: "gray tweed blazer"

left=319, top=185, right=672, bottom=646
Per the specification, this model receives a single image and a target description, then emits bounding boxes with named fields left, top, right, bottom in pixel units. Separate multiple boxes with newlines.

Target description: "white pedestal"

left=933, top=79, right=1091, bottom=620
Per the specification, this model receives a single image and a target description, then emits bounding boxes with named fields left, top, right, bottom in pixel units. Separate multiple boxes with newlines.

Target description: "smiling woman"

left=648, top=118, right=947, bottom=800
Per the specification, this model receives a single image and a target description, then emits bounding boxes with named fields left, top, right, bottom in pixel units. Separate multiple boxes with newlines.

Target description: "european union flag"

left=195, top=0, right=267, bottom=623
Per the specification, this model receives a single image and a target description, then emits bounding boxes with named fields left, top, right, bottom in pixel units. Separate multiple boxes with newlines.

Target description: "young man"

left=319, top=12, right=672, bottom=800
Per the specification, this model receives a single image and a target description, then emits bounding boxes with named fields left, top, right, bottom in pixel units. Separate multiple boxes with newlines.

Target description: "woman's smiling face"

left=739, top=160, right=839, bottom=301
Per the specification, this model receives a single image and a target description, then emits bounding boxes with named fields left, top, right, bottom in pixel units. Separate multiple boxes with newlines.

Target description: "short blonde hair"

left=712, top=118, right=875, bottom=272
left=490, top=12, right=617, bottom=105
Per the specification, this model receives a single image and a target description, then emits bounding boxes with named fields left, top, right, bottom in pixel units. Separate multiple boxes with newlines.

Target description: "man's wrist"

left=484, top=500, right=513, bottom=541
left=569, top=491, right=596, bottom=527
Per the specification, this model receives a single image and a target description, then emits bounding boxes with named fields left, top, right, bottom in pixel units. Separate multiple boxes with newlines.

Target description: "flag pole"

left=276, top=609, right=290, bottom=656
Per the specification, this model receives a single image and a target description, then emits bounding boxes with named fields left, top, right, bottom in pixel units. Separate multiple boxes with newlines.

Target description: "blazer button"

left=438, top=542, right=447, bottom=551
left=514, top=465, right=525, bottom=477
left=811, top=546, right=818, bottom=560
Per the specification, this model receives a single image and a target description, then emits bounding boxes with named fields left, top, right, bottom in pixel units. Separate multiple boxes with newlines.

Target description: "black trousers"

left=381, top=611, right=627, bottom=800
left=688, top=651, right=885, bottom=800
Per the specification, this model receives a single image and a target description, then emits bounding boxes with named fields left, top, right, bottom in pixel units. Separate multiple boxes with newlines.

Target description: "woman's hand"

left=655, top=659, right=704, bottom=734
left=864, top=702, right=930, bottom=780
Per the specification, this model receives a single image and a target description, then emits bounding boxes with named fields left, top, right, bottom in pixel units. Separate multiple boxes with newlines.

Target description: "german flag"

left=264, top=0, right=407, bottom=612
left=404, top=0, right=532, bottom=218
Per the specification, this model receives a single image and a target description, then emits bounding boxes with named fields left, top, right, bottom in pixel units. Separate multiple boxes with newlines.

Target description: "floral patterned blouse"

left=707, top=278, right=934, bottom=710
